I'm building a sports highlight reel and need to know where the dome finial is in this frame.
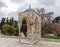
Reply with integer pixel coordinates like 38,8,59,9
29,5,31,9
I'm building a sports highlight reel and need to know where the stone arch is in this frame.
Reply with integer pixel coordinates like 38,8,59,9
20,18,27,37
20,16,32,37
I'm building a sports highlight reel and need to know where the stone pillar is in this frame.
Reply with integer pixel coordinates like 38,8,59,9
18,22,21,42
0,30,1,35
39,19,41,39
18,14,21,42
31,24,34,41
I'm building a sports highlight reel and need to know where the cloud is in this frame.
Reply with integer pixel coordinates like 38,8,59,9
1,0,55,13
0,0,60,21
11,0,24,4
1,3,19,12
0,0,19,13
0,11,6,21
0,2,7,8
40,0,56,6
6,12,18,20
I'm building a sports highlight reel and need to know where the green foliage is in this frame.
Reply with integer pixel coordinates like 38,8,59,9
53,16,60,23
9,17,14,25
2,24,18,36
6,17,9,24
0,18,6,30
1,18,6,24
45,36,60,39
14,21,18,27
0,17,18,32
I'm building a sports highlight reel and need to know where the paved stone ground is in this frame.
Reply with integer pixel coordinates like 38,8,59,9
0,37,60,47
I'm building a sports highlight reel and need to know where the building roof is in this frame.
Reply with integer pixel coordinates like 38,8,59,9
18,5,41,17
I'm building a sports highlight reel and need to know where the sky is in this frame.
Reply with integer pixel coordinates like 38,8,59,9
0,0,60,21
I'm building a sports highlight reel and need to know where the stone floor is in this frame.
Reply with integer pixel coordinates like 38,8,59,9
0,37,60,47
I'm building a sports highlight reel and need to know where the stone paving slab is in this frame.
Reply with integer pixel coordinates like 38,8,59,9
0,37,60,47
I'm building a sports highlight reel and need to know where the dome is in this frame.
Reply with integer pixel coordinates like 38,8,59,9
24,5,34,12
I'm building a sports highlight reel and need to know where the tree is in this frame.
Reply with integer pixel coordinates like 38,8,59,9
42,23,56,37
53,23,60,36
9,17,14,25
20,19,27,37
52,16,60,23
36,8,54,37
0,18,6,31
14,20,18,27
1,18,6,24
0,23,1,30
36,8,54,23
6,17,9,24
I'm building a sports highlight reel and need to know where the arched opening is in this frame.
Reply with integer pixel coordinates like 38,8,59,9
20,19,27,37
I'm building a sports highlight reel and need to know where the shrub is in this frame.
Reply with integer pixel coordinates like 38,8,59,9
46,36,60,39
2,24,18,36
42,22,60,37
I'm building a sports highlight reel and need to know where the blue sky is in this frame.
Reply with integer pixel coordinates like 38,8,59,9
0,0,60,21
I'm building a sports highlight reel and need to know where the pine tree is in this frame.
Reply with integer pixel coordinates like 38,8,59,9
6,17,9,24
0,18,6,31
14,20,18,27
9,17,14,25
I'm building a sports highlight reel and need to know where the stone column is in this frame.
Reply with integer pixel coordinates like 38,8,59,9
18,22,21,42
18,14,21,43
39,19,41,39
0,30,1,35
31,24,34,41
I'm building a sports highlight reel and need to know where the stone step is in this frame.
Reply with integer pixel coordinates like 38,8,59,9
20,38,39,45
